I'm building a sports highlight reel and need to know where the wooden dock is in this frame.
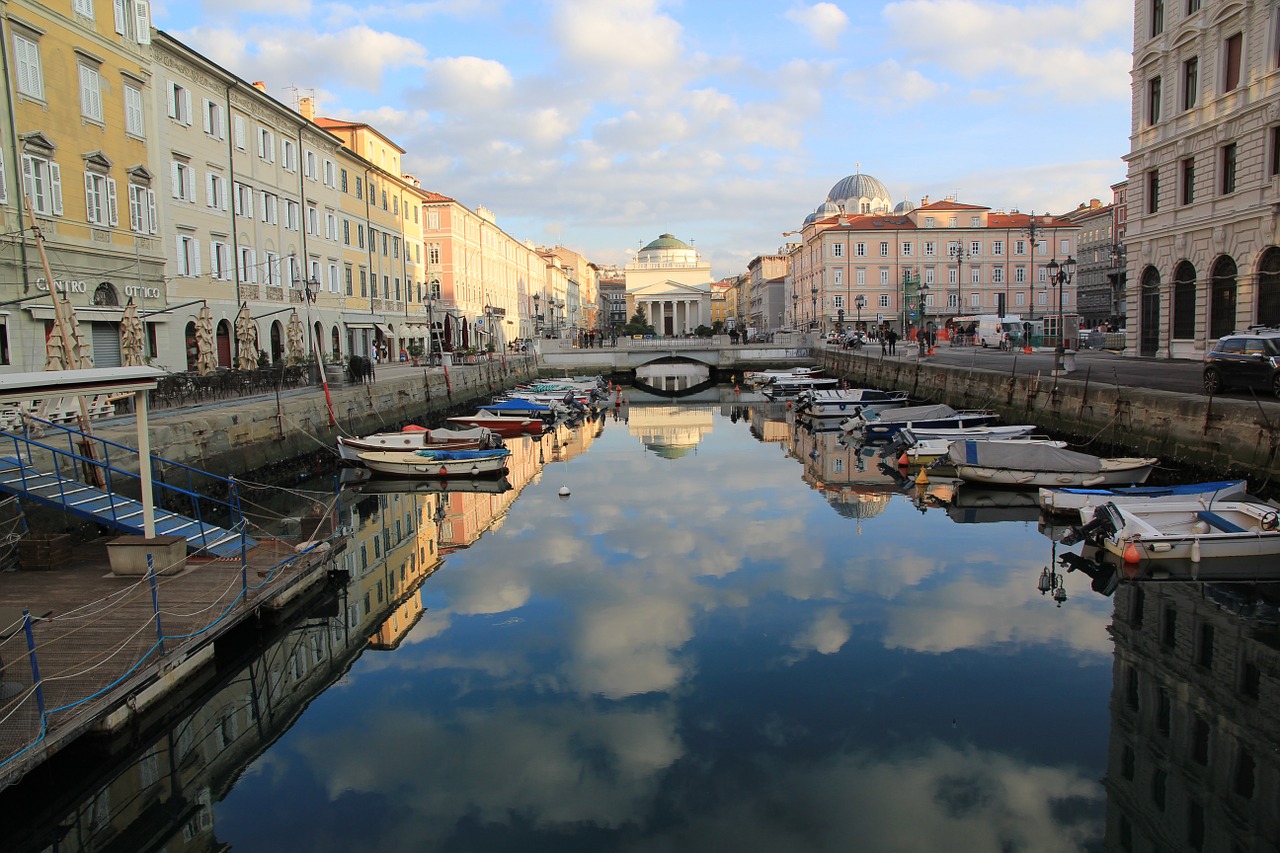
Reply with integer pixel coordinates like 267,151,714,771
0,534,336,788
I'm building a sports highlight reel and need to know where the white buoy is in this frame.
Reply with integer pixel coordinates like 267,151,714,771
558,485,571,497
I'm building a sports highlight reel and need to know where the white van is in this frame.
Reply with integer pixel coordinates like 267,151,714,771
952,315,1027,348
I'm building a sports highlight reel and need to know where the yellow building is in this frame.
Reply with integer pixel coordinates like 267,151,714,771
1,0,167,370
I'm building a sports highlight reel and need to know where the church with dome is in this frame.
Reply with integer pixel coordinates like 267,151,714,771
624,233,714,336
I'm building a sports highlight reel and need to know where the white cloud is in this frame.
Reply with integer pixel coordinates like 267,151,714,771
552,0,686,73
791,607,852,655
786,3,850,51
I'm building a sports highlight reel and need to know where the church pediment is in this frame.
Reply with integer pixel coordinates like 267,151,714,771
630,280,709,297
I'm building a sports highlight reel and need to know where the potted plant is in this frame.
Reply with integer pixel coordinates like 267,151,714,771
407,341,425,366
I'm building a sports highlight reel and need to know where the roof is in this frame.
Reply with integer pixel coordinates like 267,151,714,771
642,233,692,251
914,200,989,211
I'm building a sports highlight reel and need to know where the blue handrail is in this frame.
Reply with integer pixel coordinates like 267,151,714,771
0,416,248,553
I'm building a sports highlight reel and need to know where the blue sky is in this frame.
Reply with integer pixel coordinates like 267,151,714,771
156,0,1134,278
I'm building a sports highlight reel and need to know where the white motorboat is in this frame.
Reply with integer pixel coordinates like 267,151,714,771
761,377,840,399
945,441,1157,487
358,447,512,478
841,404,1001,441
337,426,501,463
793,388,910,419
897,435,1067,465
1077,499,1280,562
745,366,823,386
1038,479,1249,516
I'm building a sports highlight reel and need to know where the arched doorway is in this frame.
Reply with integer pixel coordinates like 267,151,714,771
270,320,284,363
184,321,198,371
331,325,341,360
1140,266,1161,357
1171,260,1197,340
1209,255,1238,340
1257,247,1280,327
216,319,232,367
313,320,323,358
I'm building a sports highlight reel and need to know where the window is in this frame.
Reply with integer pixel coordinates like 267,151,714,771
992,240,1004,256
233,182,252,217
305,151,317,180
1147,169,1160,213
1015,239,1026,255
323,159,335,187
1148,76,1162,125
855,242,866,257
203,99,224,139
1191,716,1210,764
970,266,980,284
79,65,103,122
325,210,338,240
1224,33,1242,91
232,115,246,150
113,0,151,44
1271,127,1280,178
257,128,275,163
832,268,843,285
948,267,958,285
878,293,889,309
128,181,156,234
1182,57,1198,110
1197,623,1214,667
281,139,296,172
359,268,368,296
264,251,279,286
1015,266,1026,283
260,191,277,224
1187,0,1200,11
73,0,94,15
357,224,364,248
306,204,318,236
924,268,934,285
879,241,889,257
879,269,889,286
1222,143,1238,194
12,32,44,99
948,216,957,228
343,220,350,245
206,172,227,211
124,84,145,136
924,241,936,256
167,81,191,125
171,160,196,203
238,246,256,282
1151,0,1164,37
901,242,912,256
286,199,299,231
993,267,1004,284
1181,157,1195,204
176,234,200,276
344,265,353,295
210,240,231,280
340,168,348,192
970,241,981,256
328,262,339,293
924,216,934,228
355,176,363,200
84,171,117,226
833,243,843,258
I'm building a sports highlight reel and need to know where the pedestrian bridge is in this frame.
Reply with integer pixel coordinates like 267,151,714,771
535,335,819,373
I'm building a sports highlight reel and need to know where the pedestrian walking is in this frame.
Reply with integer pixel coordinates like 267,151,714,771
887,329,898,355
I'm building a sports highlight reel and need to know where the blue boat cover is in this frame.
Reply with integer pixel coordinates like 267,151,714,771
413,448,511,461
483,399,552,413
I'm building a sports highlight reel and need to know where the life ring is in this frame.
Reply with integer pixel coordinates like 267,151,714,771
439,466,448,476
1262,511,1279,531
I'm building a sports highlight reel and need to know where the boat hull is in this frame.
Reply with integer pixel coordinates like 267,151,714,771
1038,479,1249,515
1084,500,1280,561
446,415,545,436
337,429,495,462
954,459,1156,487
359,449,511,478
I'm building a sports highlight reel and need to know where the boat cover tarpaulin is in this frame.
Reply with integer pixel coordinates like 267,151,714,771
870,403,956,424
412,448,512,462
481,399,552,413
947,441,1104,473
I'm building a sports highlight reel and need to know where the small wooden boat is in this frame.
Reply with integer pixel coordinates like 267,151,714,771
945,440,1157,487
1038,479,1249,516
337,426,500,463
745,366,823,386
900,436,1066,465
358,447,512,478
793,388,909,419
841,404,1001,441
476,398,559,419
446,411,546,436
762,377,840,399
1078,499,1280,562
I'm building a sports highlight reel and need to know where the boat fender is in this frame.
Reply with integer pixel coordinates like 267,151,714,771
1122,539,1141,564
439,466,448,476
1263,511,1279,531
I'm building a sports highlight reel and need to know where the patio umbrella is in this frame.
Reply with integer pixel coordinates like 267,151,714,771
118,300,146,367
234,303,259,371
286,310,305,362
44,294,93,371
195,305,218,375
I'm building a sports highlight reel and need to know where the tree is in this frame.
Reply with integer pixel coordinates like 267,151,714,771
622,306,655,336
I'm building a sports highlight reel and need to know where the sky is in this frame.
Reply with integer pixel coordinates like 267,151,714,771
155,0,1135,279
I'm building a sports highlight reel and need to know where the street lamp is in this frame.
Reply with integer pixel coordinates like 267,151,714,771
916,280,931,356
483,302,492,353
901,266,919,336
1022,212,1044,321
948,242,969,323
791,291,798,328
421,279,439,364
810,285,819,332
854,294,866,331
1045,255,1076,373
533,292,542,338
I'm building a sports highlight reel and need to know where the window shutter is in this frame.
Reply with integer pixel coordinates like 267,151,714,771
176,237,187,275
135,0,151,45
128,185,141,231
181,89,191,125
193,240,202,277
147,189,157,234
114,0,126,34
166,82,177,119
206,173,215,208
220,181,228,211
0,148,6,204
202,99,212,133
249,249,258,283
85,173,99,224
233,115,245,149
20,156,33,211
49,162,62,215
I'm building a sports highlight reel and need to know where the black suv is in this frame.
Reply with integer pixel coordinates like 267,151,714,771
1203,329,1280,396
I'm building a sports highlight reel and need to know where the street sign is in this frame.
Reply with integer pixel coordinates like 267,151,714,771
877,312,883,322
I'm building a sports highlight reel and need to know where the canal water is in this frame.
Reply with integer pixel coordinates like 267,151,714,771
9,390,1279,852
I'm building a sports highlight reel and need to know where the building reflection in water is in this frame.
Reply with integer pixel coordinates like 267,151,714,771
635,362,710,392
1,418,604,852
627,404,714,458
1104,579,1280,851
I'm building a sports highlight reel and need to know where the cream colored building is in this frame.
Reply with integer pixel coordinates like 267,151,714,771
624,233,712,336
1123,0,1280,358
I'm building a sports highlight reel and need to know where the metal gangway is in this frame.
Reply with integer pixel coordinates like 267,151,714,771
0,415,254,558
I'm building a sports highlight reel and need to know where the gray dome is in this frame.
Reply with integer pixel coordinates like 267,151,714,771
894,200,916,214
827,171,892,210
802,211,818,225
818,200,841,217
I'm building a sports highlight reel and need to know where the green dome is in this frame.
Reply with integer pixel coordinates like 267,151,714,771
641,233,691,251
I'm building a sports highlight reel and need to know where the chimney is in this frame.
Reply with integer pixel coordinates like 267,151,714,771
921,195,930,205
252,81,267,93
299,96,315,121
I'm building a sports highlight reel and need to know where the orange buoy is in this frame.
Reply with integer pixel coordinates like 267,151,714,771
1123,541,1141,564
439,466,448,476
734,385,740,394
898,452,909,466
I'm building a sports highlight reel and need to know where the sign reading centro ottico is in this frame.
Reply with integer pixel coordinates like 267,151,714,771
35,278,163,300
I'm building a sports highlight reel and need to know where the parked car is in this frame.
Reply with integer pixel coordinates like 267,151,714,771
1203,329,1280,396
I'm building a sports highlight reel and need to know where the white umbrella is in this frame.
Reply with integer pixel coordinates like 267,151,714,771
234,303,260,371
286,310,305,362
119,300,146,367
195,305,218,375
45,294,93,371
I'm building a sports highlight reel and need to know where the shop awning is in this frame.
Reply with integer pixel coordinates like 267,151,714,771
344,321,374,329
375,323,394,336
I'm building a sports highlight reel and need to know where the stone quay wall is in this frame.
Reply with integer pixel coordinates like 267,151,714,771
90,357,539,479
821,350,1280,482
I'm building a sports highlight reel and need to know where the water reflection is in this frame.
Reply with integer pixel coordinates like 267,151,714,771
8,401,1280,850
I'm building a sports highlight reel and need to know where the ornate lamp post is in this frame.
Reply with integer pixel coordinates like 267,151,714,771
916,280,931,358
854,293,866,332
791,291,798,328
901,266,919,336
1022,212,1044,321
948,242,969,323
532,292,542,338
1045,255,1076,373
810,285,819,332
